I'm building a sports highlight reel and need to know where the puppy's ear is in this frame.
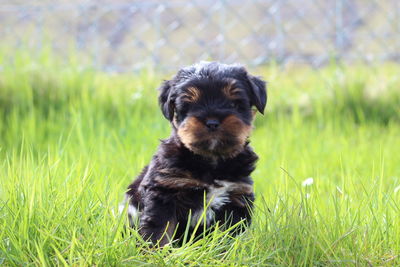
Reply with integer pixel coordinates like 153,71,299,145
247,75,267,114
158,80,175,121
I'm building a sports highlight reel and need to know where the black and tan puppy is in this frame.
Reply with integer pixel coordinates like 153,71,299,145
121,61,267,246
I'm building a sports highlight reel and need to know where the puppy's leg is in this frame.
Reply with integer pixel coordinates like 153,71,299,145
214,195,254,234
139,189,177,247
123,166,148,226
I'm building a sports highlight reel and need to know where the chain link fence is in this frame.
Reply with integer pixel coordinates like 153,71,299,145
1,0,400,72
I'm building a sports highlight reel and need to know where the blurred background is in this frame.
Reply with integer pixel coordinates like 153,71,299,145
1,0,400,72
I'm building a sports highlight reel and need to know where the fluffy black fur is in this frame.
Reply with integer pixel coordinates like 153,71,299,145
123,62,267,246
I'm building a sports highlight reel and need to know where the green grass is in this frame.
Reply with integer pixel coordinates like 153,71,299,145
0,54,400,266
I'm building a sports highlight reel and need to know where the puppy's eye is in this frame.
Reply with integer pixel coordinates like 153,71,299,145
175,103,189,120
230,102,240,109
179,106,189,116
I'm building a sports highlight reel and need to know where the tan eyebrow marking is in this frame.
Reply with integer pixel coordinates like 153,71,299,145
182,86,201,102
223,79,241,99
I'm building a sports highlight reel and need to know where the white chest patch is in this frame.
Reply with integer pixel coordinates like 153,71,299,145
190,180,237,227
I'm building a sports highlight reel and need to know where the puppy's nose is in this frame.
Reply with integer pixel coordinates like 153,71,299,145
206,119,220,131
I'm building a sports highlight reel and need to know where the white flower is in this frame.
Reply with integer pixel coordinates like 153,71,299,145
302,177,314,187
131,92,142,100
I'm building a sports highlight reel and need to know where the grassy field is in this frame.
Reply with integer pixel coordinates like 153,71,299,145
0,55,400,266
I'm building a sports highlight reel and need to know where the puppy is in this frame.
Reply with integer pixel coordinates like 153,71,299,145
121,62,267,246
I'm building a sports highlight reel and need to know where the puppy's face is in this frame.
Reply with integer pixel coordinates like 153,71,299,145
159,62,267,158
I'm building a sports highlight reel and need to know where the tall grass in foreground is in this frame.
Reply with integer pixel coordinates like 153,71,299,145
0,53,400,265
